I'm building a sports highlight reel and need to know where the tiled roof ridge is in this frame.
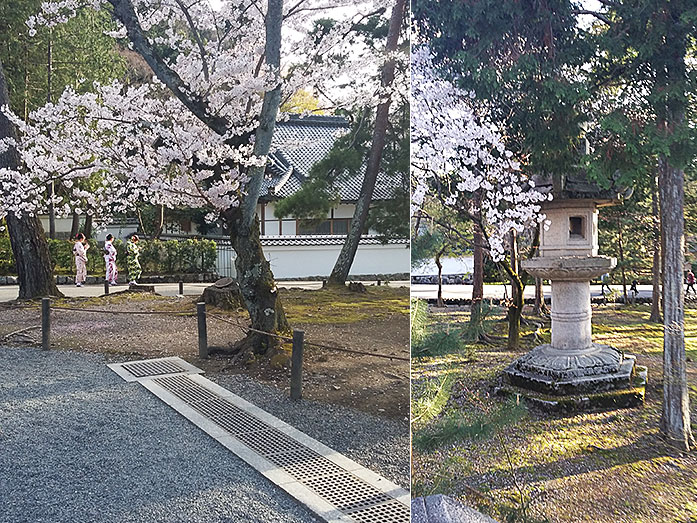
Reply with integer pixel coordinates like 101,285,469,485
280,114,349,127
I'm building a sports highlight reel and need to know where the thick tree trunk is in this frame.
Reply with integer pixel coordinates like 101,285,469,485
6,215,61,299
227,210,289,355
0,56,61,299
658,155,694,451
328,0,406,285
655,21,694,450
650,173,662,322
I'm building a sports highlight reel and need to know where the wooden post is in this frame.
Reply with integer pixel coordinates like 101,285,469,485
290,329,304,400
178,281,184,295
104,280,110,295
41,297,50,350
197,302,208,358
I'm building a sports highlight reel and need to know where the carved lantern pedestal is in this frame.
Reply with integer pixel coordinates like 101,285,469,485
502,200,646,410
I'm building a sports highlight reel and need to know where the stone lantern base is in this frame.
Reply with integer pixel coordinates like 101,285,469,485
500,255,646,411
505,343,636,396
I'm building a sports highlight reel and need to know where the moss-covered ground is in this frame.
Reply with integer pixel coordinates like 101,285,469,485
411,302,697,523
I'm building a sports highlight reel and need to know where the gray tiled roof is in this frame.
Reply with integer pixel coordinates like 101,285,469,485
261,115,401,202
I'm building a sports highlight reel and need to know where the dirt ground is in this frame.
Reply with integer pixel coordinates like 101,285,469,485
0,285,409,419
411,302,697,523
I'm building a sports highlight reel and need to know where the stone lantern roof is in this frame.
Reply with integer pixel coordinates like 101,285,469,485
531,169,631,205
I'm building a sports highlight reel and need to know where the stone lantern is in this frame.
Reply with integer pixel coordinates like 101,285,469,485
503,173,645,409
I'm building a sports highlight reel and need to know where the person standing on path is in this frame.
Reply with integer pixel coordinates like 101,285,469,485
600,272,612,295
127,234,142,285
686,270,696,296
104,234,118,285
73,233,89,287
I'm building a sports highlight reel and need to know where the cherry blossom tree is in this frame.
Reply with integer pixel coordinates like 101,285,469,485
411,46,549,347
1,0,403,354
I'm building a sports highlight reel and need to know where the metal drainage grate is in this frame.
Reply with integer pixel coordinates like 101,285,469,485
121,358,189,378
347,499,411,523
148,374,409,522
266,448,347,481
302,472,393,513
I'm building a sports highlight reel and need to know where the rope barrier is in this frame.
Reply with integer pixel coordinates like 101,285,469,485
5,301,408,363
48,305,196,317
4,303,194,316
207,312,409,362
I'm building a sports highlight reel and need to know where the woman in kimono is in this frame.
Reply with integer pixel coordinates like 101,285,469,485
73,233,89,287
127,234,142,285
104,234,118,285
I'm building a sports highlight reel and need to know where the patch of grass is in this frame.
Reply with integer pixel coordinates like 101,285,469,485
281,286,408,324
412,303,697,523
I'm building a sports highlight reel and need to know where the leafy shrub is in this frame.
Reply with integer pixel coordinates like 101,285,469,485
0,237,15,275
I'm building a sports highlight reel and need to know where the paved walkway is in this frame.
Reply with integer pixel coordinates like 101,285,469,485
0,346,408,522
0,280,409,302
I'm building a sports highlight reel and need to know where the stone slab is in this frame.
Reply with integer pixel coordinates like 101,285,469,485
497,365,647,413
411,495,497,523
505,354,636,396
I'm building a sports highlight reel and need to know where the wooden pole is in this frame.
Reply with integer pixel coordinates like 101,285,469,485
197,302,208,358
41,297,50,350
104,280,110,295
179,281,184,295
290,329,304,400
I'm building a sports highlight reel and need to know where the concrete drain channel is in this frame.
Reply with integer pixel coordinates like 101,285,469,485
108,357,410,522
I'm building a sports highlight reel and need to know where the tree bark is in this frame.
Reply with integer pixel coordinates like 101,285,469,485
503,230,523,349
658,154,694,451
328,0,406,285
84,214,93,239
469,218,485,329
0,56,61,299
70,213,80,238
650,172,662,322
655,25,694,449
226,208,289,355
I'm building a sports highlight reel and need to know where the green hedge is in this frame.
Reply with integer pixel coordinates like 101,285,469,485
0,238,217,276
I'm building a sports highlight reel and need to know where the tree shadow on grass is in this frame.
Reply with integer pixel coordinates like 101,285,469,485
460,432,675,489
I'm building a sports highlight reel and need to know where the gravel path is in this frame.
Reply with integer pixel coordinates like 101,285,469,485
0,346,409,523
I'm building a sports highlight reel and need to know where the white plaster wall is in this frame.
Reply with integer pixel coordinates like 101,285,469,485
39,217,74,235
333,204,355,219
262,243,409,278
